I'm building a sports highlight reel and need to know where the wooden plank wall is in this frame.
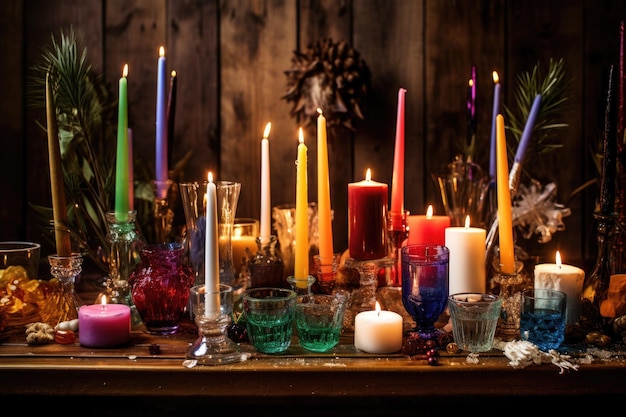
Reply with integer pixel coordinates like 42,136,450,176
1,0,625,267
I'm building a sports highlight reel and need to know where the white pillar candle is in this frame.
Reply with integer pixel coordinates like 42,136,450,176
445,216,486,295
354,302,403,354
534,251,585,326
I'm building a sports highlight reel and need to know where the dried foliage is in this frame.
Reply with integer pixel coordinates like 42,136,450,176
28,28,116,270
504,58,570,160
283,38,371,131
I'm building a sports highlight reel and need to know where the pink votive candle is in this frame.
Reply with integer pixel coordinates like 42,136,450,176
78,303,131,348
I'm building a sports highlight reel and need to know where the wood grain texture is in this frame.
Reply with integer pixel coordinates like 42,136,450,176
354,0,425,216
507,0,584,262
1,0,623,269
0,0,24,240
220,0,297,225
166,0,220,184
299,0,354,251
425,0,505,211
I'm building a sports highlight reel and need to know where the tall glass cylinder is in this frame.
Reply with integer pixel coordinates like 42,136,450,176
272,203,319,279
180,181,241,290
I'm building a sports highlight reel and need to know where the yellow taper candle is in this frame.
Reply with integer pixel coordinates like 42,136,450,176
46,72,72,256
294,127,309,286
317,109,334,274
496,114,514,273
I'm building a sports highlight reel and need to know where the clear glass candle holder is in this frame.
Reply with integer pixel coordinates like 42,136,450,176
186,284,249,365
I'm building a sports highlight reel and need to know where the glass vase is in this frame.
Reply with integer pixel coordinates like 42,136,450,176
434,155,492,228
105,210,145,325
492,259,524,342
39,253,84,326
129,242,195,335
272,203,319,279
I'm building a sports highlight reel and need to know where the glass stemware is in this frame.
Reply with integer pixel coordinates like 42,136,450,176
401,244,449,340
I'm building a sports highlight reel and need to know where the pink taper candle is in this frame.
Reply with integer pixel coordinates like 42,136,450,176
390,88,406,223
260,122,272,246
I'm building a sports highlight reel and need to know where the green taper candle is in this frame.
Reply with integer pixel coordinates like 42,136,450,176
115,64,130,221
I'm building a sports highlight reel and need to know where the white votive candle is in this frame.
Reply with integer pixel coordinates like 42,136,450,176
354,303,403,354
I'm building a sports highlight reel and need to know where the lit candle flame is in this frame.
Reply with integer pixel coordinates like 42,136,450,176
298,127,304,144
464,215,471,229
365,168,372,181
122,64,128,78
317,107,323,115
556,251,562,269
263,122,271,139
426,205,434,218
208,171,213,183
375,301,381,317
171,70,177,77
469,79,474,88
159,46,165,57
492,70,499,84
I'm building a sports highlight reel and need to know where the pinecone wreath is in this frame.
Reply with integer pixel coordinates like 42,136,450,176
282,38,371,131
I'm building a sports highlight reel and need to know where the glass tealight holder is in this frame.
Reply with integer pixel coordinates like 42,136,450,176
186,284,249,365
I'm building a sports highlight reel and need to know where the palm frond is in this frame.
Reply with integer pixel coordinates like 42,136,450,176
27,28,117,270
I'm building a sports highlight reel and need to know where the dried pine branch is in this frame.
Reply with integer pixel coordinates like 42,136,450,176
504,58,570,160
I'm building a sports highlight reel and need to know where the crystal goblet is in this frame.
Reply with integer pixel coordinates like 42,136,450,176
401,244,449,340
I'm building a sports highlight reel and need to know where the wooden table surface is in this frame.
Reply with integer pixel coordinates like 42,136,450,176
1,276,625,416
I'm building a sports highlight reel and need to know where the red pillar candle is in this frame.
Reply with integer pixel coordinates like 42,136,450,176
407,205,450,246
348,169,388,260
